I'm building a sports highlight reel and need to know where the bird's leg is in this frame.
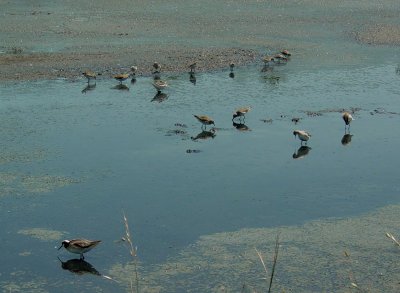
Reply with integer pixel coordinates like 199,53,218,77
80,254,84,260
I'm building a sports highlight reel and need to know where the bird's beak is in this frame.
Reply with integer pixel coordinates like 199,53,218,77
58,243,63,250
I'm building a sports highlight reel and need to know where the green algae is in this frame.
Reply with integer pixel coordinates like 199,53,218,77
109,205,400,292
0,172,80,196
18,228,65,241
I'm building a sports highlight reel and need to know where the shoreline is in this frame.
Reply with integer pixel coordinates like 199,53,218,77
0,47,259,82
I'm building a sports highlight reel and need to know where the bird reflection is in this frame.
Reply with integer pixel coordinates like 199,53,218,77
229,72,235,79
261,64,274,72
131,77,137,85
341,133,353,146
151,92,168,103
232,121,250,131
191,129,216,141
112,84,129,91
153,72,161,81
292,146,312,159
189,73,196,85
81,83,96,94
261,75,280,85
58,257,100,276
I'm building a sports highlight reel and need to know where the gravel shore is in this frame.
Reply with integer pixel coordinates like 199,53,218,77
1,0,399,81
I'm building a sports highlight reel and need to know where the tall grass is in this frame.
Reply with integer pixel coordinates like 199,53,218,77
123,211,139,293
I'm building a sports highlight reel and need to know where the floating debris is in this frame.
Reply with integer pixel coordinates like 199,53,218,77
166,129,187,136
260,118,273,123
305,111,323,117
174,123,188,128
186,149,202,154
291,117,301,124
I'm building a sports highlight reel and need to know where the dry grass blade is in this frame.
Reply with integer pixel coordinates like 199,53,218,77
268,233,280,293
122,211,139,293
385,232,400,246
255,248,269,280
123,211,137,257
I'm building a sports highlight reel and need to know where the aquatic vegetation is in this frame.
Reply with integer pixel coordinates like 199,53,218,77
0,173,80,197
20,175,80,194
18,228,65,241
108,205,400,292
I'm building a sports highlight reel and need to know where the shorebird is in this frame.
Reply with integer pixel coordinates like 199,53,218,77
293,130,311,145
273,54,288,63
152,80,168,92
153,62,161,73
189,62,197,73
193,115,215,129
281,49,291,57
229,62,235,71
58,239,101,260
342,111,354,130
262,56,275,66
130,66,138,76
113,73,130,84
232,106,251,121
82,70,96,83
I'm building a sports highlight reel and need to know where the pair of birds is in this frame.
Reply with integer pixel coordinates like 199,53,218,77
82,66,138,84
193,106,252,128
293,112,354,144
262,49,291,65
115,62,160,81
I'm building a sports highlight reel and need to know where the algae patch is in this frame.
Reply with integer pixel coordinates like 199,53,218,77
18,228,65,241
109,205,400,293
0,172,80,196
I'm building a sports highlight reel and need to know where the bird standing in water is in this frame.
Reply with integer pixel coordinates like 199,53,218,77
193,115,215,129
153,62,161,73
342,111,354,131
58,239,101,260
189,62,197,73
82,70,96,83
293,130,311,145
232,106,251,121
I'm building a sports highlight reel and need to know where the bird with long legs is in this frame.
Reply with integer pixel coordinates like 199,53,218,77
342,111,354,132
193,115,215,130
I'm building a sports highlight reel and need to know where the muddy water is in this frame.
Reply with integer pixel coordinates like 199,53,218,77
1,59,400,292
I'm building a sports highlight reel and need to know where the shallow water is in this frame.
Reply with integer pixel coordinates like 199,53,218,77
1,61,400,292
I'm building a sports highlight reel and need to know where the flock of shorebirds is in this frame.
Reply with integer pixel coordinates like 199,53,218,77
81,49,355,147
60,50,356,260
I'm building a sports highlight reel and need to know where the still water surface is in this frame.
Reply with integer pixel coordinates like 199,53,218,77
1,62,400,291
